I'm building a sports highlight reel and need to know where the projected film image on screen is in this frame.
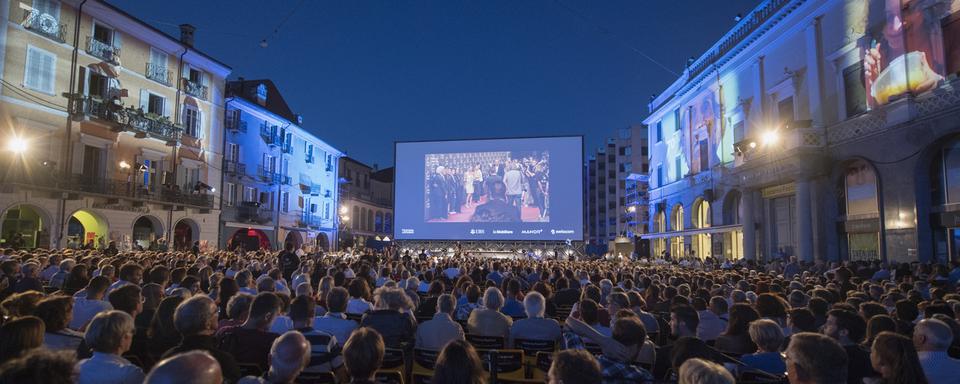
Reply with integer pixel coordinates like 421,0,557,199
424,151,549,223
394,136,582,241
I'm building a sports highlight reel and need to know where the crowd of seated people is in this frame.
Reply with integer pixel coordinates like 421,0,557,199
1,247,960,384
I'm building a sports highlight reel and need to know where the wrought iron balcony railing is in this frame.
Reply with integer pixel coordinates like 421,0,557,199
70,95,182,145
259,124,281,146
3,171,213,208
183,79,208,99
145,62,172,86
21,10,66,43
281,142,293,154
237,202,272,224
225,116,247,132
85,36,120,64
258,166,281,184
224,160,246,176
299,212,323,228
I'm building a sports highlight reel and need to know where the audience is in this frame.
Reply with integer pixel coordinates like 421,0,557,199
823,308,878,383
360,287,417,349
288,295,342,375
314,287,359,348
239,331,311,384
468,287,513,341
145,351,223,384
547,349,602,384
678,358,735,384
164,295,241,382
0,349,76,384
35,295,84,351
0,315,45,364
510,291,562,343
415,293,464,350
740,318,786,376
342,327,384,384
431,339,486,384
76,310,144,384
869,331,928,384
785,333,848,384
913,318,960,384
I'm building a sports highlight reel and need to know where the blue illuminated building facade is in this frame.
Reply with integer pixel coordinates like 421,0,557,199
644,0,960,263
220,79,342,251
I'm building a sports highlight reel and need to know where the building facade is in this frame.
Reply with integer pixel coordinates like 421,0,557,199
338,157,393,249
0,0,228,250
644,0,960,263
221,79,342,251
586,124,649,254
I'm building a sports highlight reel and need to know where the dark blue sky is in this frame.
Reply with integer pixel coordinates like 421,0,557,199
114,0,761,168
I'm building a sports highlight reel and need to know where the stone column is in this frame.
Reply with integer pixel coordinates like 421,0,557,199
797,179,814,263
742,188,757,260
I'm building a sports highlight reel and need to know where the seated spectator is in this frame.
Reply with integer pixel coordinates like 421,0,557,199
35,295,84,351
467,287,513,341
714,303,759,355
146,350,223,384
108,263,143,295
148,296,185,360
823,309,877,383
219,292,282,368
342,327,384,384
361,287,417,349
455,284,482,321
415,293,464,351
0,349,76,384
288,295,343,375
239,331,311,384
696,297,727,342
48,258,75,289
314,287,359,348
107,284,148,361
678,358,735,384
219,293,254,332
138,283,164,329
870,331,928,384
70,276,112,331
1,290,43,319
13,262,42,293
345,279,373,315
547,349,602,384
76,310,144,384
913,318,960,384
432,339,486,384
510,291,561,344
416,281,445,318
564,314,655,382
785,332,847,384
863,315,897,348
576,299,610,342
0,316,45,364
163,295,241,382
500,279,526,318
740,319,786,376
236,270,257,296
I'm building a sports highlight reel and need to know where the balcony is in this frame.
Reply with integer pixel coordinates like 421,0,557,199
4,171,213,209
225,116,247,133
305,152,316,164
145,62,172,86
21,10,66,43
258,166,281,184
71,95,181,146
260,124,281,146
299,212,323,229
85,36,120,65
280,175,293,186
281,142,293,154
183,79,208,100
236,202,272,224
223,160,245,176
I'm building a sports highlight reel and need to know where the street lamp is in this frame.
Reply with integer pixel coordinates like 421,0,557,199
119,160,131,170
761,130,779,146
6,137,27,154
340,205,349,215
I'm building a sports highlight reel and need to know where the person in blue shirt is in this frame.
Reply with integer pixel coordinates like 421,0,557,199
500,279,525,318
740,319,786,377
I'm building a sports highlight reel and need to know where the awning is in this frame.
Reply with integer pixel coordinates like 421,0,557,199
640,224,743,239
180,147,203,162
282,226,312,233
224,222,273,231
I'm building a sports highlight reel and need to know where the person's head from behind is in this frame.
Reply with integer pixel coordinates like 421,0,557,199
748,319,784,353
913,318,953,352
436,293,456,316
118,263,144,284
579,299,600,325
0,316,45,363
785,332,847,384
108,284,143,317
870,331,927,384
289,295,316,326
84,310,135,355
225,293,254,322
0,349,76,384
678,358,735,384
267,331,311,382
247,292,282,329
610,316,646,362
483,287,505,311
548,349,601,384
327,287,349,313
670,304,700,337
864,315,897,345
174,295,218,337
34,295,73,333
522,291,546,318
824,309,865,344
432,339,485,384
145,351,222,384
343,327,384,381
374,287,414,312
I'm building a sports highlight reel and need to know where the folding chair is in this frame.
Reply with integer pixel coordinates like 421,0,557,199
296,371,337,384
374,369,404,384
412,348,439,378
477,349,525,382
513,339,556,380
466,334,505,349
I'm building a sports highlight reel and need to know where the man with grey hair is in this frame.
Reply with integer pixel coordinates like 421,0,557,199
146,351,223,384
49,258,75,289
239,331,312,384
163,295,241,382
415,293,464,350
510,291,561,343
76,310,144,384
784,332,847,384
914,318,960,384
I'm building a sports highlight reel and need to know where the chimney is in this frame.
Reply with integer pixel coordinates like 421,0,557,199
179,24,196,47
295,114,303,125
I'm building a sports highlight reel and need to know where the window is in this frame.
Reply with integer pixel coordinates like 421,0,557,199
226,143,239,162
306,144,315,163
24,45,56,94
148,48,168,84
88,71,108,97
641,146,648,156
183,105,201,137
324,202,331,219
280,192,289,213
30,0,60,23
624,146,632,157
944,12,960,76
733,120,745,143
843,62,867,118
655,121,662,142
148,94,164,115
142,159,158,190
674,108,681,131
656,164,663,188
674,155,682,180
778,96,794,127
225,183,237,206
92,22,113,44
623,162,632,173
259,191,271,206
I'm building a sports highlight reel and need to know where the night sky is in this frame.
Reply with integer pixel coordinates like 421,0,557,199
113,0,762,168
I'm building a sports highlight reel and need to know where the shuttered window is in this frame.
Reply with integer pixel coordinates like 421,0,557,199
24,45,56,94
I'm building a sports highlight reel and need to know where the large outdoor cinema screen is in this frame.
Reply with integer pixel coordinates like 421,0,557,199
394,136,584,241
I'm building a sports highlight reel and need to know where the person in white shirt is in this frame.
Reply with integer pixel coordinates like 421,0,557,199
107,264,144,296
314,287,359,348
415,294,465,351
914,318,960,384
71,276,113,331
345,279,373,314
236,270,257,295
76,310,144,384
40,254,61,282
696,297,728,342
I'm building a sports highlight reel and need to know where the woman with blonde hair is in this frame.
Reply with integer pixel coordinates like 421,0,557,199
678,358,735,384
0,316,45,364
870,331,927,384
